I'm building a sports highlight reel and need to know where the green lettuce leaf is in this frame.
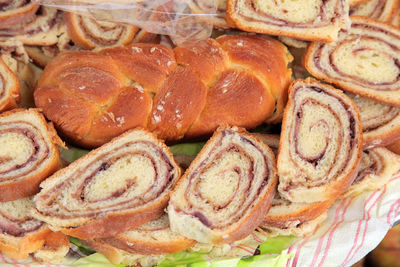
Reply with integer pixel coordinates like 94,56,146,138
169,142,205,156
70,237,95,255
258,235,295,254
60,147,90,163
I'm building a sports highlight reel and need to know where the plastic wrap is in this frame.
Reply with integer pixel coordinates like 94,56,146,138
33,0,218,45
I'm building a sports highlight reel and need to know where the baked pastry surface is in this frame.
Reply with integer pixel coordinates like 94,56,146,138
168,126,277,244
278,78,363,202
33,128,181,239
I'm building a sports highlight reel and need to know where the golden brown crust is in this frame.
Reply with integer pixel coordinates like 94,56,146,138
387,139,400,154
263,199,334,227
35,35,291,147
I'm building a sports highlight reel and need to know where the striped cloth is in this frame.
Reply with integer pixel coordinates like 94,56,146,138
286,170,400,267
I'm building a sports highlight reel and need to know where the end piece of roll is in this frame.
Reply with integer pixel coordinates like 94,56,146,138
0,197,69,260
168,126,278,244
0,57,19,112
0,108,62,201
343,147,400,198
278,78,363,203
33,128,181,239
261,194,333,237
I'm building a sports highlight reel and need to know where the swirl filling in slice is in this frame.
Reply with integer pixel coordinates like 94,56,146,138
347,93,400,148
343,147,400,198
226,0,350,42
168,126,277,244
350,0,398,22
0,109,62,201
0,197,69,260
261,194,333,237
33,128,181,239
304,16,400,107
0,0,39,29
64,12,139,50
0,6,62,46
278,78,363,203
91,214,195,257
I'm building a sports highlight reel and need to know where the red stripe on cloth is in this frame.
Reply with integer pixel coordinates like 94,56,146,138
318,197,354,267
235,245,254,254
387,199,400,224
252,233,264,243
341,191,378,266
345,187,387,265
310,198,348,267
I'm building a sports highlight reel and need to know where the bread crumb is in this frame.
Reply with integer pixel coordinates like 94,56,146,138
131,47,142,53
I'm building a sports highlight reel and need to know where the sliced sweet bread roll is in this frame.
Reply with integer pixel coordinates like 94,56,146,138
350,0,398,22
226,0,350,42
168,126,278,244
0,57,19,112
261,195,333,237
349,0,370,5
33,128,181,239
0,109,62,201
97,214,195,256
64,12,139,50
0,6,63,46
343,147,400,198
387,139,400,154
278,78,363,203
347,93,400,149
0,197,69,260
278,36,308,49
391,7,400,27
0,0,39,29
304,16,400,107
250,133,280,154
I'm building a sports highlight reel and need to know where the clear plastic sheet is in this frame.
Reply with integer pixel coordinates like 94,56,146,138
33,0,218,45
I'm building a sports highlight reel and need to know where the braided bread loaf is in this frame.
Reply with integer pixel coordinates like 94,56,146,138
168,126,278,244
278,78,363,203
33,128,181,239
304,16,400,107
34,34,292,148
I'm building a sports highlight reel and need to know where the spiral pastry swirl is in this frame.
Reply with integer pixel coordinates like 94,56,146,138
168,126,277,244
350,0,398,22
277,78,363,203
64,12,139,50
343,147,400,198
304,16,400,107
0,6,62,46
33,128,181,239
226,0,350,42
347,93,400,148
0,109,61,201
0,0,39,29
